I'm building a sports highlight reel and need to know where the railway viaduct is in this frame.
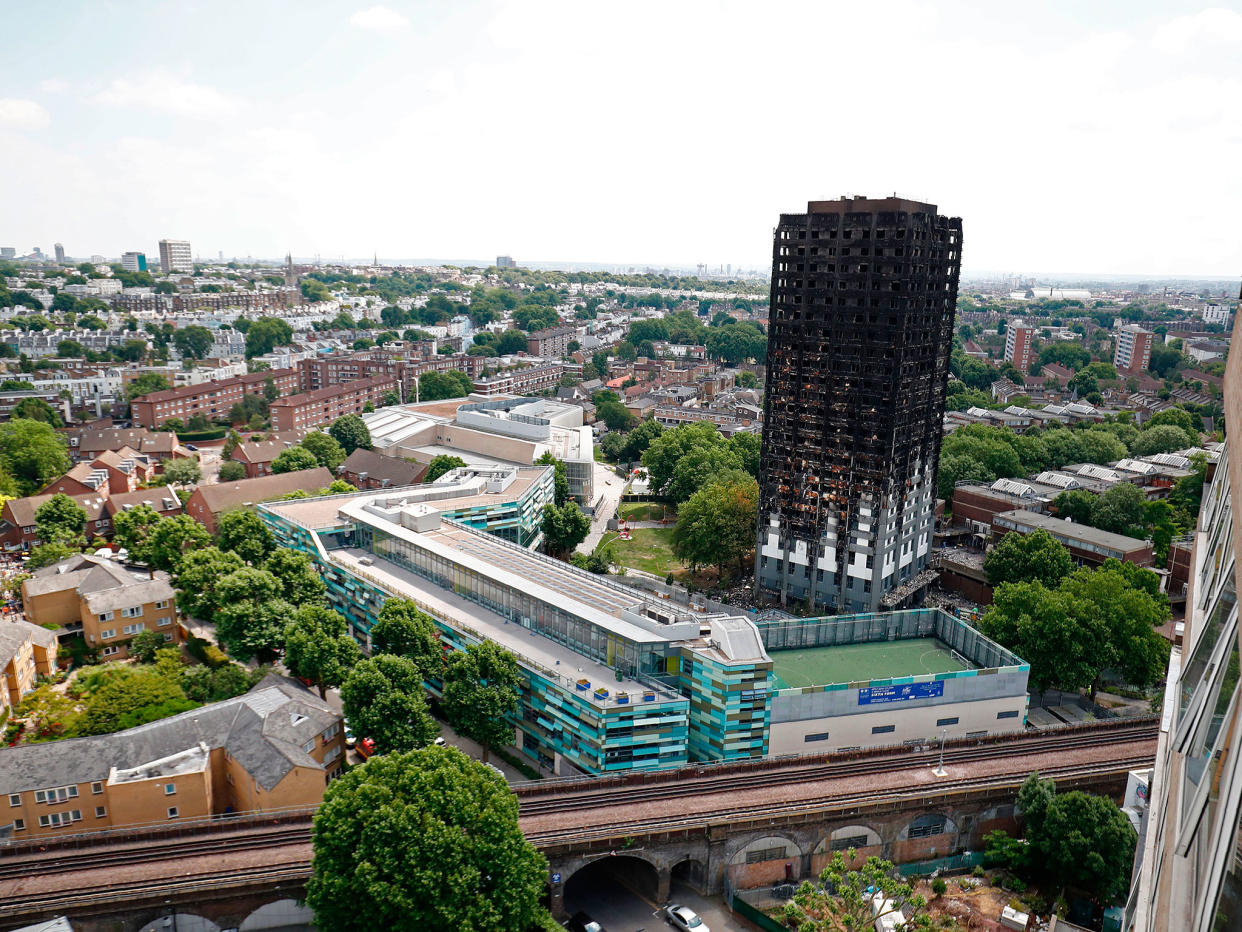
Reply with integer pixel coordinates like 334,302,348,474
0,721,1156,930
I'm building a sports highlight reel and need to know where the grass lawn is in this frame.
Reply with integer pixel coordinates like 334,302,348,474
602,528,681,576
619,501,677,522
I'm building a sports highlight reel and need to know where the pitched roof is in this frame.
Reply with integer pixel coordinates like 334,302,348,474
104,485,183,516
23,553,174,606
192,467,334,514
233,439,295,464
0,618,56,667
5,491,108,528
0,677,337,794
340,448,426,486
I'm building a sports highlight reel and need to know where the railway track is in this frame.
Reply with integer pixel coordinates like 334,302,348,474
0,824,311,880
518,721,1157,815
522,753,1156,846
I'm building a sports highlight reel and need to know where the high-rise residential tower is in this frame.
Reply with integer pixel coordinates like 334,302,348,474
158,239,193,273
121,251,147,272
53,243,65,263
1004,319,1036,372
1114,323,1154,376
755,196,962,614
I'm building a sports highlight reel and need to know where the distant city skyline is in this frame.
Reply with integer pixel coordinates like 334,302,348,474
1,1,1239,276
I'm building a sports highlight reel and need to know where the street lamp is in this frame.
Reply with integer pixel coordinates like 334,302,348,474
932,729,948,777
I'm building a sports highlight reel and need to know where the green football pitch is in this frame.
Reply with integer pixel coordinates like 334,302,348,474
769,637,972,690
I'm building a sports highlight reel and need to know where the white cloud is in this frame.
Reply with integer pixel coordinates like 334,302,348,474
0,98,50,129
39,78,70,94
350,5,409,31
1152,7,1242,53
94,71,238,118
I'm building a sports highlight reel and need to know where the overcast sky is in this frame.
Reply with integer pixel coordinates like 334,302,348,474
2,1,1240,277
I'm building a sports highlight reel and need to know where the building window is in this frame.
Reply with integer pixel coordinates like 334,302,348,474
872,725,896,735
91,782,103,794
746,846,786,864
164,784,176,795
936,717,960,727
167,807,179,819
12,819,24,831
154,600,170,610
804,732,831,743
997,710,1020,720
7,794,19,807
98,611,114,623
95,806,106,818
100,629,116,640
157,616,172,627
122,606,143,618
101,646,119,657
122,623,145,635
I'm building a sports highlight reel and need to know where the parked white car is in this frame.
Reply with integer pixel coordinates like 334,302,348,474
664,904,709,932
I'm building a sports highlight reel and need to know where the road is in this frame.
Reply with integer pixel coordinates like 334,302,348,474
565,875,758,932
581,461,628,554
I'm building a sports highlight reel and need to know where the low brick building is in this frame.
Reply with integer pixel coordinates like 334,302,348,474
23,553,181,661
268,376,395,431
183,467,333,533
0,676,342,839
130,368,298,428
338,447,426,490
0,619,58,712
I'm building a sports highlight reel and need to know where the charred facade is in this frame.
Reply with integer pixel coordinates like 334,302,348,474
755,196,962,613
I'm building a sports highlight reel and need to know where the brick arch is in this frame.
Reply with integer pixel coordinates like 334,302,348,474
565,852,662,903
894,810,961,862
726,832,807,888
139,914,220,931
240,898,316,929
811,823,884,873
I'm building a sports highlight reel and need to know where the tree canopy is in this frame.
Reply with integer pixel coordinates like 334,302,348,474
983,529,1073,588
673,473,758,579
370,599,444,683
442,641,521,763
424,454,466,483
341,654,439,754
329,414,372,455
271,445,319,474
34,493,86,547
0,419,70,495
306,747,547,931
216,508,275,564
284,605,361,698
540,501,590,558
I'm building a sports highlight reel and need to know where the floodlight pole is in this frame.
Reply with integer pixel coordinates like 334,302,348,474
932,729,948,777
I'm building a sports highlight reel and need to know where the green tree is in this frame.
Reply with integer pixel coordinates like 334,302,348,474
35,493,87,545
112,504,162,566
540,501,590,558
161,457,201,485
782,851,931,932
306,747,547,931
673,474,758,578
216,591,293,663
0,418,71,495
26,540,79,570
271,445,319,474
983,529,1073,588
77,667,196,736
216,508,275,564
442,641,521,763
728,431,761,478
371,599,444,682
1036,789,1137,900
218,460,247,482
1131,423,1196,457
244,317,293,358
496,329,528,354
978,582,1100,693
11,396,63,428
129,629,167,664
146,515,212,573
284,605,361,698
341,655,439,754
535,451,569,505
641,421,726,499
417,370,473,401
597,399,634,431
173,325,213,360
667,442,744,503
126,372,172,401
1053,488,1096,524
264,548,327,605
1090,482,1147,536
300,431,346,471
173,546,244,620
423,454,467,483
620,418,664,462
329,414,372,455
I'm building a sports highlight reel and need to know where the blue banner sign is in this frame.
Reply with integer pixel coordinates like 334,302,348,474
858,681,944,705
